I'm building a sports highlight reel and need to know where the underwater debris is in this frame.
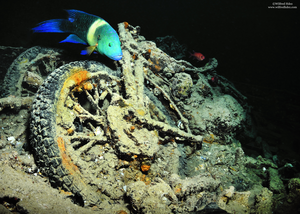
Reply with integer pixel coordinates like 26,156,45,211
126,178,177,213
29,56,203,207
269,167,285,194
1,46,73,98
0,21,289,213
28,22,261,212
23,71,44,90
170,73,193,99
287,178,300,203
0,96,33,112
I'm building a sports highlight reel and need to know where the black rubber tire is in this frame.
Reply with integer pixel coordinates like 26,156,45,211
30,60,119,206
1,46,81,98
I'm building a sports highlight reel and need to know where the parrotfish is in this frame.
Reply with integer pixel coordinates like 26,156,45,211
189,51,205,61
32,9,123,61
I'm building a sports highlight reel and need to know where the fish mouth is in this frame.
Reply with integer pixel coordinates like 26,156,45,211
112,54,123,61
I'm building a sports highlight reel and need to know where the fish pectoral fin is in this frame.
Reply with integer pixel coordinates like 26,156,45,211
82,44,98,56
59,34,87,45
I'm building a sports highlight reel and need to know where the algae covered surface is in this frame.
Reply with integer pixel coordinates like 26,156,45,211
0,22,299,214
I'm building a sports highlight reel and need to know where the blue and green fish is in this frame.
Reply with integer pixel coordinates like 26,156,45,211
32,10,123,61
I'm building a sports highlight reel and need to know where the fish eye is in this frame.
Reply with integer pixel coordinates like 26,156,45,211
108,43,112,47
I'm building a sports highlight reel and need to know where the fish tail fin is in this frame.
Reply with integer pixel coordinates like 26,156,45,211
32,19,72,33
188,50,195,58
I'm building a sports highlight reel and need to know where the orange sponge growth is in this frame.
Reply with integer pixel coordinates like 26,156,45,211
69,70,89,86
57,137,79,173
203,133,216,144
141,164,151,172
83,82,93,90
130,125,135,132
60,69,91,94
